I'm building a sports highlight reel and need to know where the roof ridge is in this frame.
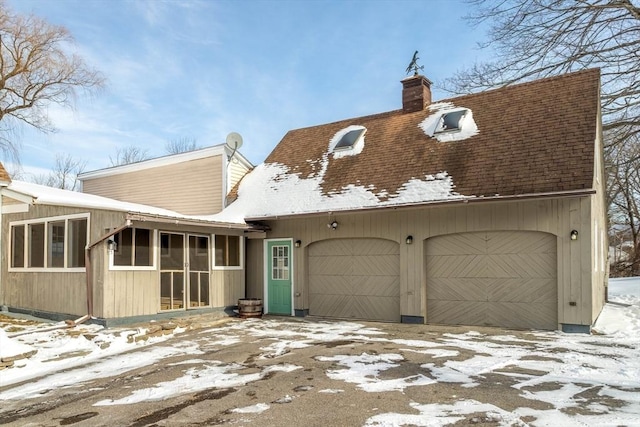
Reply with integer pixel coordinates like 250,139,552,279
437,68,600,105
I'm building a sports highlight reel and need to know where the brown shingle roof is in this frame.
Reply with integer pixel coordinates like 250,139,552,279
265,69,599,200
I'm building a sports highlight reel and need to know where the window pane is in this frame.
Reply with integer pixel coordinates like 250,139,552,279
11,225,25,268
29,223,45,268
134,229,152,266
114,228,133,266
47,221,65,268
228,236,240,266
214,235,227,266
189,235,209,271
68,219,87,268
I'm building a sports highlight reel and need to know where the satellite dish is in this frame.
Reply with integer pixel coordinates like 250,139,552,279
225,132,243,150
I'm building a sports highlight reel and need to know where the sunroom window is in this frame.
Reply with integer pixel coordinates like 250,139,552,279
10,215,89,270
113,228,153,267
214,235,241,268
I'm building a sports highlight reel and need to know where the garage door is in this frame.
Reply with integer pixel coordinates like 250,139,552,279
426,231,557,330
308,238,400,322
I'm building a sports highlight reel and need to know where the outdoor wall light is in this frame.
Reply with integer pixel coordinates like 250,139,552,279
570,230,579,240
406,235,413,244
107,238,118,252
328,221,338,230
295,240,302,248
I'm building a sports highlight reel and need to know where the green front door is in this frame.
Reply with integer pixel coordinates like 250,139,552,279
267,240,292,315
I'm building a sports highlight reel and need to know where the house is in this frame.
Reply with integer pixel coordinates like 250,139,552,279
216,69,608,332
0,144,257,326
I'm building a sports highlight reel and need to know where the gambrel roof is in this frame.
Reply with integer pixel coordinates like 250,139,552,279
215,69,601,222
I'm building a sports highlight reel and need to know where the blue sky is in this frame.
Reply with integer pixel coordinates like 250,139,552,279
7,0,491,177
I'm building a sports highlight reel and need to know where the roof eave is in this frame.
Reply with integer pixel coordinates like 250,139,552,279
244,189,596,221
126,212,253,230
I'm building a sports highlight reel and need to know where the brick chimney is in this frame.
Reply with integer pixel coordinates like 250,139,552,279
401,74,432,113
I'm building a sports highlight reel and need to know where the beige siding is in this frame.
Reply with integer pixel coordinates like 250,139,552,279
211,270,245,307
2,195,24,206
246,239,264,299
228,159,251,194
82,155,224,215
263,196,598,328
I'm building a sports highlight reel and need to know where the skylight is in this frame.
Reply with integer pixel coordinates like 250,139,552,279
435,110,467,133
334,128,366,151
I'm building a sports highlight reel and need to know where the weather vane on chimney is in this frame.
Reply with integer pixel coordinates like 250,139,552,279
405,50,424,76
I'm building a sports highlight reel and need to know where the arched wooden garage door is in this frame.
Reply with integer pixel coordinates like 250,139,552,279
308,238,400,322
426,231,557,330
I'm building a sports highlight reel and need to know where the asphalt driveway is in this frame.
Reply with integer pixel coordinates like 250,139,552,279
1,315,639,426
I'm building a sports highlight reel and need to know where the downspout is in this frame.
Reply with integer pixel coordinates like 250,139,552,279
84,220,132,319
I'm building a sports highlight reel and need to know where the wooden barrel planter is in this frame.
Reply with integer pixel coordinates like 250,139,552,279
238,298,263,319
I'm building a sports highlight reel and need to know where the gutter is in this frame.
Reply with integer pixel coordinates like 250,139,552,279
126,212,252,230
84,220,132,318
244,189,597,221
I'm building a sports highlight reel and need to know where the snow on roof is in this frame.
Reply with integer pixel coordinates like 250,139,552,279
6,181,244,226
210,160,469,223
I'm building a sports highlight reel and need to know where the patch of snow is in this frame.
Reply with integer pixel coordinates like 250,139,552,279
318,389,344,394
316,353,435,392
210,160,468,222
93,362,300,406
365,399,520,427
0,328,35,359
419,102,479,142
231,403,270,413
9,180,195,220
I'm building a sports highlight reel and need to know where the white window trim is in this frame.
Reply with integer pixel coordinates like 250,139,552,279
109,229,157,271
212,234,244,270
8,213,90,273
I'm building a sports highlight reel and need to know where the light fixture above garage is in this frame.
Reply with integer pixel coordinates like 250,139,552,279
406,235,413,244
295,240,301,248
328,221,338,230
570,230,579,240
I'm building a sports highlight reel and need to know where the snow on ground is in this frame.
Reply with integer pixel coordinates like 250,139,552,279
1,278,639,426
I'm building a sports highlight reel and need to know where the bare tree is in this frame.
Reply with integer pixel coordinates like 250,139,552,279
0,0,105,162
446,0,639,151
607,134,640,276
109,145,150,166
447,0,640,274
165,137,200,154
31,153,86,191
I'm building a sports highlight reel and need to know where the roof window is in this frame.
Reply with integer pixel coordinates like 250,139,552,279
435,110,467,133
334,128,366,151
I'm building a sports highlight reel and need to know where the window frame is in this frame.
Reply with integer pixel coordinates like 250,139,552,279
434,109,467,134
109,228,157,271
212,234,244,270
8,213,90,272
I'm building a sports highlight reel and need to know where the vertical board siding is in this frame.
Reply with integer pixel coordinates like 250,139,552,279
265,196,595,327
211,270,245,307
82,155,223,215
246,239,264,300
2,206,128,318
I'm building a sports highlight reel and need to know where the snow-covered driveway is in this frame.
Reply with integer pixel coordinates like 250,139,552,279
0,279,638,426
